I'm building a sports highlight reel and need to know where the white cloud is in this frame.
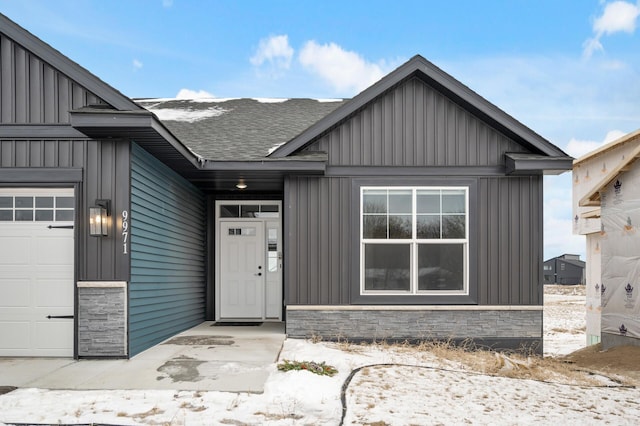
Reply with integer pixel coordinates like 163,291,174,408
584,1,640,57
250,35,294,70
132,59,143,71
564,130,627,158
175,88,215,99
298,41,388,94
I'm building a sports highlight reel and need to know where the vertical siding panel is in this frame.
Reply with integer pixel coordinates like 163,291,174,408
393,86,403,166
341,179,351,303
415,82,425,165
458,109,468,165
58,140,70,167
15,140,27,166
488,178,500,303
0,141,12,166
468,117,478,166
297,179,309,303
446,101,456,165
43,65,56,123
404,83,415,165
477,178,487,304
29,56,42,123
383,96,393,166
435,93,446,165
509,179,520,304
319,179,329,304
14,45,27,123
130,143,205,356
341,122,351,165
57,74,69,123
1,36,14,122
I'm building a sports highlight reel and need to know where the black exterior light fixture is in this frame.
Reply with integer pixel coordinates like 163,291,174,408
236,180,247,190
89,199,110,236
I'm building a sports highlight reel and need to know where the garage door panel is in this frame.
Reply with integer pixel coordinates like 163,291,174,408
35,279,74,307
36,236,73,265
0,237,30,264
0,322,30,349
35,321,73,349
0,279,30,307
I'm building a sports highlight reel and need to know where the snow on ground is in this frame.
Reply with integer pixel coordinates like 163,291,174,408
2,286,639,425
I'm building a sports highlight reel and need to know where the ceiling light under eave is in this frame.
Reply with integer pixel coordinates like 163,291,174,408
236,181,247,190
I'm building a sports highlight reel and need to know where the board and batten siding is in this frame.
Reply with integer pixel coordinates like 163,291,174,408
285,175,542,307
305,77,528,167
130,142,206,356
1,33,105,124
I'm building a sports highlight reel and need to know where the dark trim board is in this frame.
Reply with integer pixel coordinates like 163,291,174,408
0,125,88,139
0,168,83,182
327,165,506,177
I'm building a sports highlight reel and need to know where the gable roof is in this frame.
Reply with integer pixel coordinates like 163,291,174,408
269,55,571,166
135,98,346,161
579,132,640,207
0,13,140,111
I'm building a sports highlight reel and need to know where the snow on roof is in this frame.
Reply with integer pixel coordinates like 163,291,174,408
149,106,227,123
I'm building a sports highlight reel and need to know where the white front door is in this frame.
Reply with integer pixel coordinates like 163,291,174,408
220,221,264,319
0,189,75,357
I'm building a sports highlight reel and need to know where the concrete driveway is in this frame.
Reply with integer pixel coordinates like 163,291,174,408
0,322,285,393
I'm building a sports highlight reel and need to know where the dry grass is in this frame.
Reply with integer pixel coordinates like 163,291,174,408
336,339,613,386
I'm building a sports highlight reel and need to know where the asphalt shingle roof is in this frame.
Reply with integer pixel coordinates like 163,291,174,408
135,98,346,161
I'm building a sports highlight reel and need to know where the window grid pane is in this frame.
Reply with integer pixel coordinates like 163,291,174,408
362,187,468,294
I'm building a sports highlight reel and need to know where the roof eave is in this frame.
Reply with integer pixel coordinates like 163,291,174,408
69,109,203,170
505,153,574,176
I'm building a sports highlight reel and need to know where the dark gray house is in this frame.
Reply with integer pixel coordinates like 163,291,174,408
543,254,585,285
0,14,572,358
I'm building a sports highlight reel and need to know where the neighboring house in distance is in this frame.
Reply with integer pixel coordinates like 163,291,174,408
0,14,573,359
573,129,640,349
543,254,585,285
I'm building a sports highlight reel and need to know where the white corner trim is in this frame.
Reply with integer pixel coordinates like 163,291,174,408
77,281,127,288
286,305,543,311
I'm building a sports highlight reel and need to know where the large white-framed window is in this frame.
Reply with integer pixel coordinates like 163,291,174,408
361,186,468,295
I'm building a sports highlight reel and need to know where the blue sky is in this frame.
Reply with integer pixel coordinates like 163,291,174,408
3,0,640,260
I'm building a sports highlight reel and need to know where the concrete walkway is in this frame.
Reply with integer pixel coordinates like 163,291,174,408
0,322,285,393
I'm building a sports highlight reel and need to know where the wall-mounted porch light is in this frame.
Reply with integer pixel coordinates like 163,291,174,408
89,199,110,236
236,180,247,190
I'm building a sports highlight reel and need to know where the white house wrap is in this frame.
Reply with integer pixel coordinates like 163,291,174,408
601,167,640,340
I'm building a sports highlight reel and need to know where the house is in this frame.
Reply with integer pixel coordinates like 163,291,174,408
543,254,585,285
573,129,640,349
0,13,572,358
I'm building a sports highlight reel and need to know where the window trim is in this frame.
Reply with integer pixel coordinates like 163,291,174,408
360,186,469,296
350,177,478,306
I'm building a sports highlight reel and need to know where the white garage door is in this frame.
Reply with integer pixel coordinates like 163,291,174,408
0,188,75,357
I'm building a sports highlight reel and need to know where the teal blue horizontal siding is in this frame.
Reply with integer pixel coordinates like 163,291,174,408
129,142,205,356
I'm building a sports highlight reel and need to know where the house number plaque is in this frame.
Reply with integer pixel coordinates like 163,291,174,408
122,210,129,255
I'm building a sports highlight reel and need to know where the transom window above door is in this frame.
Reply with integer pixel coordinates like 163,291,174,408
361,187,468,295
219,203,280,218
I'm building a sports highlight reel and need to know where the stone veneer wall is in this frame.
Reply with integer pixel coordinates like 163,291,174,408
286,307,542,353
77,282,127,357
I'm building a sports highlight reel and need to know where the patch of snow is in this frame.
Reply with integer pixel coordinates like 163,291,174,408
267,142,286,155
150,107,226,123
252,98,290,103
314,98,344,102
189,97,240,103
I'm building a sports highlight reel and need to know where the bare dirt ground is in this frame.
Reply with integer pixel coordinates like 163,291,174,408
544,284,640,386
